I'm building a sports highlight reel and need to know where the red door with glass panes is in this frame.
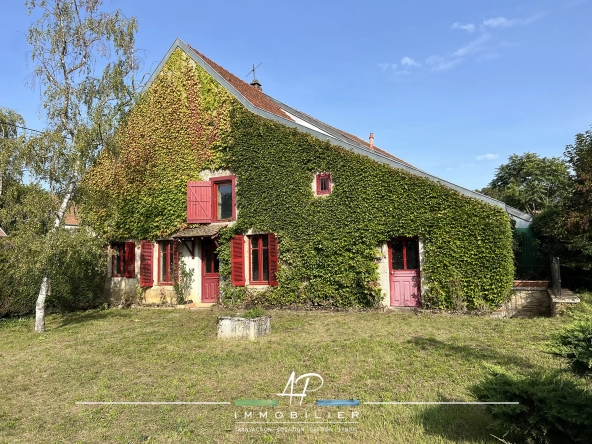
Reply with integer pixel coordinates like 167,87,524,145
389,237,421,307
202,239,220,303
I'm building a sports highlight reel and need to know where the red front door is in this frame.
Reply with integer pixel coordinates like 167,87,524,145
389,237,421,307
202,240,220,303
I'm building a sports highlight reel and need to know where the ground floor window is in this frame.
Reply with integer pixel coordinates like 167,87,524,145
250,235,269,283
159,240,177,285
111,242,135,278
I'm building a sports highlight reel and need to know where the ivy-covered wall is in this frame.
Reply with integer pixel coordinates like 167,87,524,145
82,48,514,309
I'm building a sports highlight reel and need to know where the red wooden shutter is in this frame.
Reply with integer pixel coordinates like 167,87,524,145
172,240,180,283
230,235,245,286
139,241,154,287
187,181,213,223
124,242,136,278
269,233,279,286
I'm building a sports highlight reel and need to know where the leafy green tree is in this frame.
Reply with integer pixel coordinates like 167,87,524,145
0,107,26,197
480,152,571,216
564,128,592,262
25,0,141,332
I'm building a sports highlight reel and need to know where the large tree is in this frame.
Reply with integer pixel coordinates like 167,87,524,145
26,0,141,332
480,152,571,216
0,107,26,197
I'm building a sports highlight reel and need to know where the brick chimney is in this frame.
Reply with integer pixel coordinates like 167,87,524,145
369,133,374,149
250,78,262,91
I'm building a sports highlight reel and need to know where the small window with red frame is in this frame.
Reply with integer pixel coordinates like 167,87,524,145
316,173,331,195
214,181,233,221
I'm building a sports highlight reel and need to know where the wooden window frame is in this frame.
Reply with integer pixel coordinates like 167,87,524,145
390,237,420,271
158,241,174,286
210,175,236,222
247,234,279,286
249,235,269,285
111,242,135,278
111,242,126,277
316,173,331,195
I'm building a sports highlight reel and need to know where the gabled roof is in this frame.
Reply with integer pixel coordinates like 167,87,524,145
144,38,532,227
0,227,6,237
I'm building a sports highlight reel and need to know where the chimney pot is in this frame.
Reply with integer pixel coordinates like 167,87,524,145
369,133,374,149
250,78,262,91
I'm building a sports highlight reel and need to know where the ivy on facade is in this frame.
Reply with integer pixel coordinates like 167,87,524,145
82,48,514,309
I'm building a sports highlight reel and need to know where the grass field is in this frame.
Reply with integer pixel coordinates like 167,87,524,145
0,300,588,444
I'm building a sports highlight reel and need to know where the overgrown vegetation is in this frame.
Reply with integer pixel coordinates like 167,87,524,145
548,310,592,377
471,295,592,443
82,47,514,309
0,179,106,318
471,367,592,444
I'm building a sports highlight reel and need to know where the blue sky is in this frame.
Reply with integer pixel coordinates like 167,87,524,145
1,0,591,190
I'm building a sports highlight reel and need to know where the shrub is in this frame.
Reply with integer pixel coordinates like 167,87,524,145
242,307,265,319
471,367,592,443
548,313,592,377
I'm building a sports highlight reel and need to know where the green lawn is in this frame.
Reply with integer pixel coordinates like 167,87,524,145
0,304,585,444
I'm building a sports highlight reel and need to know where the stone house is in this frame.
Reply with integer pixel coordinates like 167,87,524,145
86,38,531,309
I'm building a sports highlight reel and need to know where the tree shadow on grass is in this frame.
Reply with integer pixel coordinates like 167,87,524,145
418,397,503,444
55,308,135,329
407,336,539,372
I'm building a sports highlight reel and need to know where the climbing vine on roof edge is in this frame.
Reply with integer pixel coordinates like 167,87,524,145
81,48,514,309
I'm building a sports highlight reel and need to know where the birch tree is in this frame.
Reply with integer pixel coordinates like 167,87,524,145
0,107,26,197
26,0,141,332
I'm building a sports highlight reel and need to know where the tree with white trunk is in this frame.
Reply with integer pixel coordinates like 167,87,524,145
26,0,141,332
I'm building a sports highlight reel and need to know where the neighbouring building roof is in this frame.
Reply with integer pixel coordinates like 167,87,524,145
0,227,6,237
64,206,80,227
144,38,532,228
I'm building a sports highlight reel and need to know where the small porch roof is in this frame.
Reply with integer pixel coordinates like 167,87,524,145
171,224,227,239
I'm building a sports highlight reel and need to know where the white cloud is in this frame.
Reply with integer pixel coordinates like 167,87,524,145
483,13,544,28
453,33,491,57
476,153,499,161
451,22,475,33
483,16,516,28
430,58,464,72
401,56,421,67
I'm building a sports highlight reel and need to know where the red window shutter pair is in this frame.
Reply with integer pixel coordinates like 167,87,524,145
139,241,154,288
124,242,136,278
230,234,279,287
187,181,212,223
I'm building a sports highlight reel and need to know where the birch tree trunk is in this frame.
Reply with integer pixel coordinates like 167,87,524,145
34,177,76,333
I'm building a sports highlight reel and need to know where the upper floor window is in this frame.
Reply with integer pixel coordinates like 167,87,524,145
187,175,236,223
214,180,233,221
316,173,332,196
